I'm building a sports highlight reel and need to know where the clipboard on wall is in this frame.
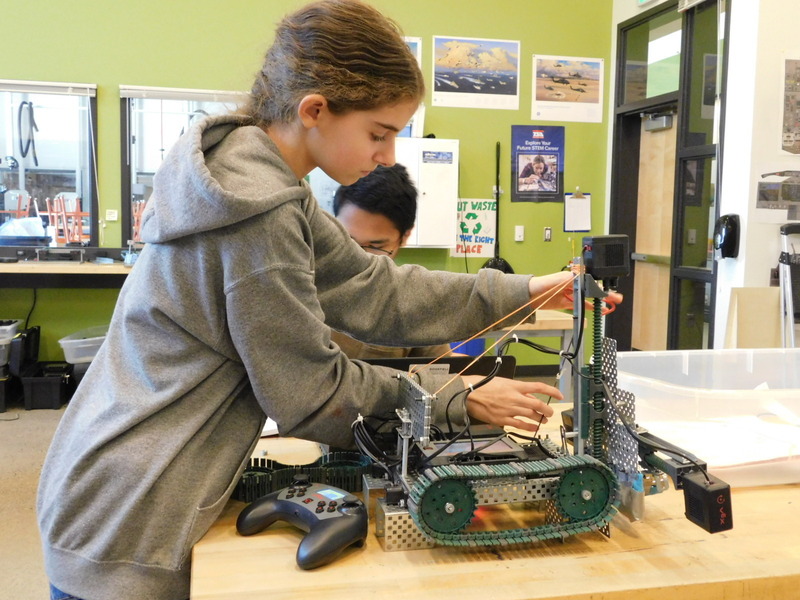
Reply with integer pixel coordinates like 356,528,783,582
564,189,591,232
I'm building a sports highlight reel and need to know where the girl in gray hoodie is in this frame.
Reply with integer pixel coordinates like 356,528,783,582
39,2,577,599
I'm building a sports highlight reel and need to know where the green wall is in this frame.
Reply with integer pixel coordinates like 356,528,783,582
1,0,612,362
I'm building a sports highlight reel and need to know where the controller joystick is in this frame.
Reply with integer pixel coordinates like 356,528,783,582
236,476,368,570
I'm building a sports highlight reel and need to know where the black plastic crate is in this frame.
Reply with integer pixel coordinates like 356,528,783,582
0,367,23,413
19,362,75,410
8,327,76,410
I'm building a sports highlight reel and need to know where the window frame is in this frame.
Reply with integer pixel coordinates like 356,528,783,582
0,78,99,247
119,85,246,245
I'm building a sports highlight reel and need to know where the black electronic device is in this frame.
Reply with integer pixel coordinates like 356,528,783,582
582,234,630,282
418,433,528,465
680,470,733,533
713,214,740,259
236,475,368,570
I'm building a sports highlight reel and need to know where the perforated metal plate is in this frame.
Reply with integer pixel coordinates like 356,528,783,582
375,500,436,551
397,373,434,446
601,338,638,478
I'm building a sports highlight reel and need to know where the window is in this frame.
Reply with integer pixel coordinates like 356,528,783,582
120,86,246,244
0,79,97,246
620,9,683,104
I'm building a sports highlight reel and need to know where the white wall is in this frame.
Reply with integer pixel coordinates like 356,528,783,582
713,0,800,347
713,0,761,346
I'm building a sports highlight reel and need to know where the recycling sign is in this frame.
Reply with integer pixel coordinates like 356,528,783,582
451,198,496,258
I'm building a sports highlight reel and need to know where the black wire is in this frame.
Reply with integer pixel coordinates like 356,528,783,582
505,432,560,459
600,379,711,483
25,288,37,330
420,371,496,467
444,358,502,434
418,414,473,467
500,336,569,357
350,418,397,478
18,101,39,167
450,430,507,461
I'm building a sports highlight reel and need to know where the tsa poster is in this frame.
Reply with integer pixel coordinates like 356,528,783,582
511,125,564,203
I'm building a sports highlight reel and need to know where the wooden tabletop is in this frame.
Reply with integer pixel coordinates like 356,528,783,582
0,260,130,275
191,435,800,600
0,259,131,288
515,309,574,330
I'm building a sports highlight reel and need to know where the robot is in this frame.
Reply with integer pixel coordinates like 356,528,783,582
359,235,732,550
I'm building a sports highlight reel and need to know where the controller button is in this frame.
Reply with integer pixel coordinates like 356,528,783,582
303,498,314,504
342,494,360,506
318,500,326,506
329,501,337,507
326,506,336,512
315,507,324,513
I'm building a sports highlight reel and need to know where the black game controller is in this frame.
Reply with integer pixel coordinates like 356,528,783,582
236,474,368,569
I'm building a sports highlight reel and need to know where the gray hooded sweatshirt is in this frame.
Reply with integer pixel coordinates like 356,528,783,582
37,114,533,600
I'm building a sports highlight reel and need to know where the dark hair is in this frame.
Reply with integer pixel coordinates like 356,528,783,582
245,0,425,126
333,164,417,235
533,155,549,174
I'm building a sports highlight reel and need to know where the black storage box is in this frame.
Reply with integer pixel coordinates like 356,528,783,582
0,365,23,412
19,362,75,410
8,327,76,410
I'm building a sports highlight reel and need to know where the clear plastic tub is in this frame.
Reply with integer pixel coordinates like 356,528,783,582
58,325,109,364
616,348,800,487
0,335,12,366
0,319,21,339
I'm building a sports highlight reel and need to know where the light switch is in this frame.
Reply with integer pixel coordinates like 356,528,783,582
514,225,525,241
105,210,119,222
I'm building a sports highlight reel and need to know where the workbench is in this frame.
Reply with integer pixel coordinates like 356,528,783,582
191,435,800,600
0,260,130,288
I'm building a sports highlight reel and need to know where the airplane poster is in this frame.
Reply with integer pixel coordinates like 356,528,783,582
531,55,604,123
432,36,520,110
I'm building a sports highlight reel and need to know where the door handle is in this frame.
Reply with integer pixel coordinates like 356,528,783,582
631,252,671,265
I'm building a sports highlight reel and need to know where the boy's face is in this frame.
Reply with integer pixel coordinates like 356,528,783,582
336,203,408,258
307,99,418,186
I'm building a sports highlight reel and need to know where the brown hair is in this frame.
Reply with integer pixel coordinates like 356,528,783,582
245,0,425,126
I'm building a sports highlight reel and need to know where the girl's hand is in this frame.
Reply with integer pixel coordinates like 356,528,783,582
528,271,624,311
462,375,558,433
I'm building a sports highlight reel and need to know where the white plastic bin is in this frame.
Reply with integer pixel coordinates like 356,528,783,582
0,335,12,366
0,319,21,339
58,325,109,364
616,348,800,487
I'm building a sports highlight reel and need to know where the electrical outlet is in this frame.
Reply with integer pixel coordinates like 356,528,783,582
105,209,119,222
514,225,525,241
688,228,697,245
544,227,552,242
